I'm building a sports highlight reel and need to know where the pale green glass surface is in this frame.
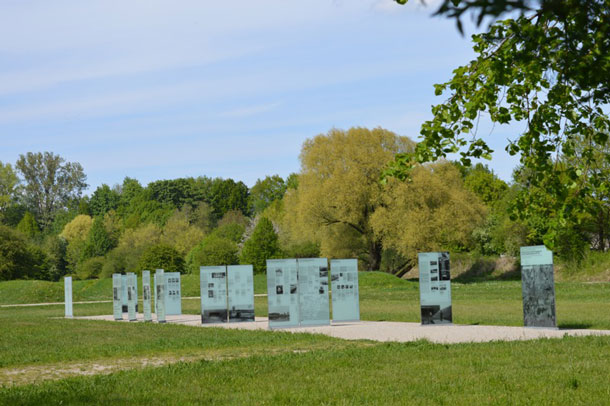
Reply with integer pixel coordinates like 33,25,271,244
127,273,137,321
418,252,452,325
200,266,228,323
112,274,122,320
267,259,299,329
155,269,166,323
64,276,73,318
165,272,182,315
520,245,553,266
227,265,255,322
142,270,152,321
297,258,330,327
121,275,128,308
520,245,556,328
330,259,359,322
153,274,157,314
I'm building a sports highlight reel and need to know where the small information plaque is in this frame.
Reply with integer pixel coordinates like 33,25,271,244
267,259,300,329
121,274,128,312
127,273,137,321
165,272,182,315
227,265,255,322
520,245,556,328
112,274,122,320
155,269,166,323
200,266,228,323
297,258,330,327
64,276,73,318
418,252,452,325
330,259,360,322
142,270,152,322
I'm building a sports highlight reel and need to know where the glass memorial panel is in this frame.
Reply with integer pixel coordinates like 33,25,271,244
267,259,299,329
127,273,137,321
153,274,157,314
330,259,360,322
121,274,128,312
227,265,255,322
200,266,228,323
64,276,73,318
112,273,122,320
142,270,152,321
297,258,330,326
520,245,556,328
164,272,182,315
418,252,452,325
155,269,166,323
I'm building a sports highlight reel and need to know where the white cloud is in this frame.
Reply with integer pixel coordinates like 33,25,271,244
0,0,502,190
0,0,371,95
219,102,282,118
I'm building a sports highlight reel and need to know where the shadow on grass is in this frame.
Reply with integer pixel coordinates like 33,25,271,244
453,257,521,284
558,322,593,330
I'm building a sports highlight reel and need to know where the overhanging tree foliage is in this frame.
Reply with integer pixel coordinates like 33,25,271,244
388,0,610,254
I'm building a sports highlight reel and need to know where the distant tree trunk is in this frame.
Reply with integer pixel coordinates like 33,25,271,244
367,239,383,271
599,208,610,251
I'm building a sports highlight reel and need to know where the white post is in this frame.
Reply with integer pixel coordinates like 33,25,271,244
64,276,73,318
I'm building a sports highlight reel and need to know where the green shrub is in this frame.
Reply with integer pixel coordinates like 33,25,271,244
186,236,239,273
282,241,320,259
41,236,68,281
0,225,45,280
16,212,40,238
81,216,116,260
240,217,280,273
138,244,186,274
75,256,105,280
209,222,245,243
99,254,125,279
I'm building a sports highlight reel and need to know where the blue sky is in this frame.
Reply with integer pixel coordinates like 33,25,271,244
0,0,519,193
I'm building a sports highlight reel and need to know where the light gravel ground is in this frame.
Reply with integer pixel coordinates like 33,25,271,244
77,314,610,344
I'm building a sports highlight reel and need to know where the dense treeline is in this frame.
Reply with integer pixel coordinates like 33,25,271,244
1,127,608,281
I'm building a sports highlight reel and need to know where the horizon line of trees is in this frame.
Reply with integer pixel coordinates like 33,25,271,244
1,126,608,282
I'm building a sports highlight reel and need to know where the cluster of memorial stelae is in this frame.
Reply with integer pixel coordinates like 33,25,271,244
64,246,557,329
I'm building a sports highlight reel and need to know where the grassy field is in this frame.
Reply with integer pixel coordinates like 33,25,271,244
0,274,267,305
3,272,610,329
1,332,610,405
1,273,609,404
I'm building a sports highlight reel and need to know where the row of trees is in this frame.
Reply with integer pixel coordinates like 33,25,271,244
2,124,608,281
0,152,285,281
4,1,608,281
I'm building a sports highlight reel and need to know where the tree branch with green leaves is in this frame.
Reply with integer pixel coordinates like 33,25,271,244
386,0,610,255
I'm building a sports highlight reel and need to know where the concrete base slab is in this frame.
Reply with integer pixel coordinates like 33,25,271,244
76,314,610,344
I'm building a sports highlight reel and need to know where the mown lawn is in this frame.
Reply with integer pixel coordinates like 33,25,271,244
0,304,352,369
1,274,609,404
1,335,609,405
3,272,610,330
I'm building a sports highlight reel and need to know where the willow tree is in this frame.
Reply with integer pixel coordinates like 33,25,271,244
372,162,486,269
283,127,415,270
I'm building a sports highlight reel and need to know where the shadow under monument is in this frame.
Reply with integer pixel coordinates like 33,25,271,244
558,322,593,330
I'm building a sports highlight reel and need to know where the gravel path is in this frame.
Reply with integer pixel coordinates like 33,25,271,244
77,315,610,344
